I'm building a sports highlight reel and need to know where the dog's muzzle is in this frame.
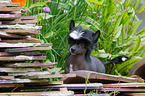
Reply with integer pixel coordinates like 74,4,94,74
70,47,76,55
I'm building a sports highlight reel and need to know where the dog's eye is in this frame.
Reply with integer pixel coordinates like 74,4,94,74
68,38,76,44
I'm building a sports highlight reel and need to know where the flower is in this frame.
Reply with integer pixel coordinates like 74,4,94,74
86,19,90,23
43,7,50,13
12,0,26,8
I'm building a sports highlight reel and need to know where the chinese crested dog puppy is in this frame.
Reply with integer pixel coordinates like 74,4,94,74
65,20,129,73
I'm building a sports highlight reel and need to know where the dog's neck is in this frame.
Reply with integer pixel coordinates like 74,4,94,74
85,50,92,62
68,50,92,72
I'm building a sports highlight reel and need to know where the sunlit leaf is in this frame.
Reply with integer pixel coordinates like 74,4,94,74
45,31,54,38
29,1,48,9
136,27,145,35
114,24,122,39
131,20,142,34
50,67,61,72
136,4,145,13
131,35,141,57
123,0,130,6
37,13,53,21
134,0,141,11
113,12,124,34
87,0,102,5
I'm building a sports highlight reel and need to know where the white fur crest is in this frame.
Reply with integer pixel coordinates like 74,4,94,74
69,30,84,40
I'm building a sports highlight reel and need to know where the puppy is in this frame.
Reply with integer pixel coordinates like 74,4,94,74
65,20,129,73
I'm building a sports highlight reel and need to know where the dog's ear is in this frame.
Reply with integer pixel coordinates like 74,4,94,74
92,30,100,43
70,20,75,31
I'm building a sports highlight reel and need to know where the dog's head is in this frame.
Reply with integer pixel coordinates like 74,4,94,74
68,20,100,55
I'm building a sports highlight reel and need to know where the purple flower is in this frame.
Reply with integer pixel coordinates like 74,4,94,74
86,19,90,23
43,7,50,13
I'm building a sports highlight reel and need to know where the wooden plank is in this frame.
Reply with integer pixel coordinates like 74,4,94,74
0,68,36,72
0,1,11,4
1,38,41,43
0,52,13,56
0,84,24,88
0,51,47,56
0,56,46,61
75,94,109,96
0,79,50,84
103,83,145,88
20,73,76,79
0,91,74,96
66,70,144,83
0,76,14,79
0,14,21,20
20,51,47,56
0,31,26,38
21,16,35,20
2,62,57,68
100,88,145,92
0,43,52,48
8,71,51,76
0,3,19,7
39,81,63,85
19,20,37,24
2,20,37,24
46,83,103,90
123,93,145,96
0,7,20,12
0,29,40,35
0,24,42,30
6,46,52,53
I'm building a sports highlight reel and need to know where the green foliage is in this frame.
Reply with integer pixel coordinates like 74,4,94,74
24,0,145,76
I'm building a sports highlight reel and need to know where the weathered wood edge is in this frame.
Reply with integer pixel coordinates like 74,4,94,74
0,43,52,48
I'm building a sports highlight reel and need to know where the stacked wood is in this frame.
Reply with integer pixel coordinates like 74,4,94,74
0,88,74,96
61,70,144,84
61,70,145,95
0,1,76,94
0,1,40,43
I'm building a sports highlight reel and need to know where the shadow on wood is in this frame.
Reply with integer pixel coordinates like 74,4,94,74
128,57,145,79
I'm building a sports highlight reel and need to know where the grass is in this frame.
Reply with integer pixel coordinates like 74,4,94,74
24,0,145,75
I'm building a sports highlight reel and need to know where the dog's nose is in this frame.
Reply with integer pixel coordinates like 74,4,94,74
71,48,75,53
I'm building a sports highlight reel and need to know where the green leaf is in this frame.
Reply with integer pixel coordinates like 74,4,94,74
29,1,48,9
132,35,141,56
123,0,130,6
131,20,142,34
134,0,141,11
50,67,61,72
37,13,53,21
117,36,138,48
112,12,124,34
45,31,54,38
114,24,122,39
136,27,145,35
136,4,145,13
86,17,102,31
91,50,110,58
87,0,102,5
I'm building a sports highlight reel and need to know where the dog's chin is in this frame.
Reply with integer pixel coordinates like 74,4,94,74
70,52,84,55
70,52,77,55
